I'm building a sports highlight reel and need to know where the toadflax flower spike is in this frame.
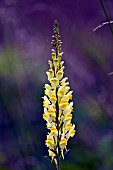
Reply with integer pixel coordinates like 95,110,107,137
43,20,76,170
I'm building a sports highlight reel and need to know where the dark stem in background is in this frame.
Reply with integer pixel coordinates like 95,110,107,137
100,0,113,35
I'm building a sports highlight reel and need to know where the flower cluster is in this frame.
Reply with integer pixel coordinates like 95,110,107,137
43,21,76,164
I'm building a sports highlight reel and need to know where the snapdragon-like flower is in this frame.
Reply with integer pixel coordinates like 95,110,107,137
43,20,76,169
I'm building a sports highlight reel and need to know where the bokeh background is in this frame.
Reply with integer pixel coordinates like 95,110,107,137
0,0,113,170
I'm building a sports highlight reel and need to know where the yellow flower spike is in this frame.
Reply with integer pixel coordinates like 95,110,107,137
43,20,76,167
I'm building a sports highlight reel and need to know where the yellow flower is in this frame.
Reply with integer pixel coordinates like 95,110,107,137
43,20,76,163
50,78,59,88
54,58,59,67
56,70,63,80
49,93,57,104
51,49,56,60
65,123,72,131
60,138,67,149
64,91,73,101
45,137,54,147
64,113,72,121
44,84,51,96
58,52,63,61
58,87,65,97
48,149,55,160
69,129,76,137
48,60,53,69
61,77,68,86
46,122,55,129
43,113,50,121
50,127,58,136
43,96,50,108
59,99,69,110
48,108,56,117
64,86,70,94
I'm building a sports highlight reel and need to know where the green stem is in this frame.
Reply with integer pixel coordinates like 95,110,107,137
100,0,113,35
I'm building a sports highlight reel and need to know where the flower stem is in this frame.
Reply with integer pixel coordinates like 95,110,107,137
56,157,60,170
56,87,61,170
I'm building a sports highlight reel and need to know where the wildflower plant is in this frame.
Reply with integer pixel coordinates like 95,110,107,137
43,20,76,170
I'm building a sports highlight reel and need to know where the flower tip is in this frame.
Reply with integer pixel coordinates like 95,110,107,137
54,20,59,28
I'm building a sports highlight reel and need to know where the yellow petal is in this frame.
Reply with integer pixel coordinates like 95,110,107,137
69,129,76,137
43,113,50,121
54,59,59,67
52,52,56,60
46,70,54,81
56,70,63,80
49,93,57,103
61,77,68,85
58,88,65,97
59,99,69,110
50,78,59,88
45,137,54,147
64,86,70,94
60,138,67,149
48,149,55,158
64,114,72,121
65,123,72,130
48,60,53,68
50,127,58,135
64,91,73,101
48,109,56,117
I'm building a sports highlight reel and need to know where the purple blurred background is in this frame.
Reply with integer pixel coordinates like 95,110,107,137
0,0,113,170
